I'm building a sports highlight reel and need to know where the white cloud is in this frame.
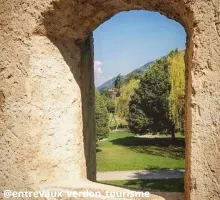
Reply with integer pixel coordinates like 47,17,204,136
94,60,103,77
94,61,113,86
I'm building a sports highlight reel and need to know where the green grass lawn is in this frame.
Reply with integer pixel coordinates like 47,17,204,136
97,131,185,172
100,178,184,192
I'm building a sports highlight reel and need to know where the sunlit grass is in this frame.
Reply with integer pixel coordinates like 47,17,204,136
97,131,185,172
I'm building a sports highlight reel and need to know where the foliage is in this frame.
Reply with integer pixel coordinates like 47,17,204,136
114,74,122,89
95,89,109,141
128,56,174,135
168,51,185,131
101,90,111,98
116,79,140,118
127,50,185,137
122,72,141,85
101,95,115,113
127,104,149,134
109,116,128,129
98,59,152,92
106,99,115,113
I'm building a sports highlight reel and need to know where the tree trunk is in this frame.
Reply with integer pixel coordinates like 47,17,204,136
171,125,176,140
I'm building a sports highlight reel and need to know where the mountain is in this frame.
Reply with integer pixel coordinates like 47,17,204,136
130,60,154,74
97,77,117,92
98,60,153,92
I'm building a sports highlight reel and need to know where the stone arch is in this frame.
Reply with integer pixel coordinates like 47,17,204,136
0,0,219,200
38,0,193,39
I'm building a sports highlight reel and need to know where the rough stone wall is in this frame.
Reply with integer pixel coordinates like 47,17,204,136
0,0,87,194
0,0,219,200
79,35,96,181
188,1,220,199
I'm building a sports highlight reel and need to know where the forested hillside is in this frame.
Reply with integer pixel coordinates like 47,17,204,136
98,60,153,92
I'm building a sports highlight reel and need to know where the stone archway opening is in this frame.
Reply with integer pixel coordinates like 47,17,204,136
71,3,193,199
93,10,187,198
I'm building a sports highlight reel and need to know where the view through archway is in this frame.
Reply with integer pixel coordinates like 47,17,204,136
94,10,186,200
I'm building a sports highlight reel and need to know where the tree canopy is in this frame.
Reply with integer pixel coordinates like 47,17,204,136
95,49,185,139
116,78,139,118
127,50,185,138
114,74,122,89
168,51,185,132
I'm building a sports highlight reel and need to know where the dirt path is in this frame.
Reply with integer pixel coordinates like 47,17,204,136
97,169,184,181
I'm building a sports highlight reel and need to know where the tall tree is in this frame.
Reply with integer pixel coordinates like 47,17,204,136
168,51,185,132
95,89,109,141
128,56,175,138
114,74,122,89
116,78,139,118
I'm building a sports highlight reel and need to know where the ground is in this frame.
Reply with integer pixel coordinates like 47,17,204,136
97,169,184,181
97,131,185,172
100,178,184,192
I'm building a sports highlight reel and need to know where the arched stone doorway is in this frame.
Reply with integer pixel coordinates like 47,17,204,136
0,0,219,199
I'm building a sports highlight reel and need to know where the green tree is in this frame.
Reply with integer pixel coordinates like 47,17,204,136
95,89,109,141
101,90,111,98
106,99,115,113
116,79,140,118
168,51,185,132
123,72,141,85
127,102,149,134
114,74,122,89
128,56,175,137
101,94,115,113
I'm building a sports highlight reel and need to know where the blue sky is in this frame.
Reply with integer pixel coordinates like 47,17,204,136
94,10,186,86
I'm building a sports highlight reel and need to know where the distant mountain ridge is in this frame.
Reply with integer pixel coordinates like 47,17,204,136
98,60,154,92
